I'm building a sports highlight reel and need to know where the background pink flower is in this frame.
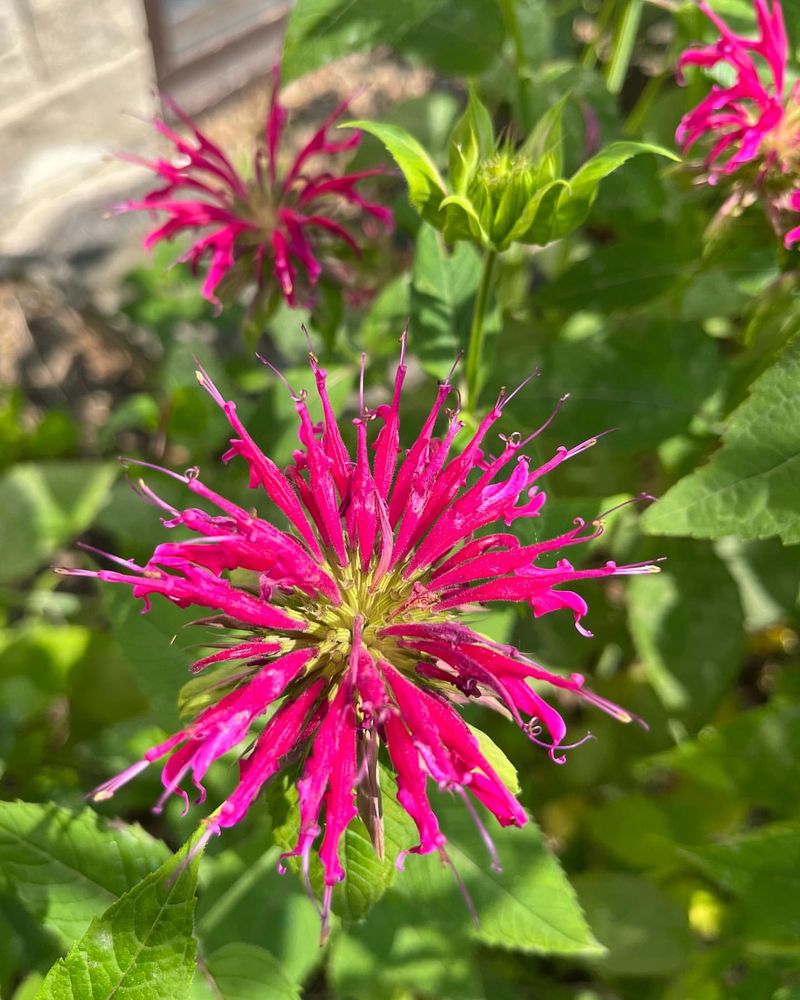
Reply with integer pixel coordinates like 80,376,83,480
677,0,800,246
116,68,393,309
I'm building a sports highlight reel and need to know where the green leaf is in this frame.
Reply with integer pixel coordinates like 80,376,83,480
35,847,198,1000
10,973,45,1000
585,794,675,869
0,894,56,996
680,823,800,949
395,0,506,76
195,838,321,986
720,537,800,631
499,315,722,453
573,873,694,976
448,88,493,195
440,193,491,247
641,702,800,816
410,224,484,378
399,795,603,956
102,586,195,730
552,141,678,239
438,197,480,242
282,0,505,81
361,274,410,356
0,462,117,583
742,272,800,355
0,623,90,698
521,94,570,173
343,121,447,227
628,539,744,725
535,237,694,311
330,911,487,1000
643,333,800,543
0,801,170,947
506,179,570,247
192,944,300,1000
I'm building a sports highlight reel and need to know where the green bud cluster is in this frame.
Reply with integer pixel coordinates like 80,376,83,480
462,149,548,250
349,91,676,255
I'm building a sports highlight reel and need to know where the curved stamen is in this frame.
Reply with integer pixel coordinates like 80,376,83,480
596,491,657,521
255,353,303,401
119,456,190,483
77,543,147,573
518,393,570,449
501,367,540,408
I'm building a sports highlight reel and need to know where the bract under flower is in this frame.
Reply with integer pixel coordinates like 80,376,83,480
116,67,393,309
61,337,658,935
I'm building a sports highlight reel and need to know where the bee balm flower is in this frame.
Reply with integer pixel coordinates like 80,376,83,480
116,68,393,308
676,0,800,246
62,340,657,933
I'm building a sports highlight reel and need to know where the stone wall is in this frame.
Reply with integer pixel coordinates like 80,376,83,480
1,0,156,255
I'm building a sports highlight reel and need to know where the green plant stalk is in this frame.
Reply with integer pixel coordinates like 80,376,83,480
607,0,643,95
465,250,497,412
497,0,526,72
496,0,530,127
624,73,665,135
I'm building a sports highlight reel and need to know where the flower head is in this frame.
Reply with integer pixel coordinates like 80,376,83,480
62,339,657,934
116,68,393,309
676,0,800,245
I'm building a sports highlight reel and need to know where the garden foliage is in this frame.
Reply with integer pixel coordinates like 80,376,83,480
1,1,799,998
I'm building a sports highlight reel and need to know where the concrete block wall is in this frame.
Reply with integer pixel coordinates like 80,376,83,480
1,0,157,255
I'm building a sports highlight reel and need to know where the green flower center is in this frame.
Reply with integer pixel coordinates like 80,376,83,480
289,554,444,678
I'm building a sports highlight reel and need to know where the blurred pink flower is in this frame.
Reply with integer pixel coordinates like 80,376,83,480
116,69,393,308
63,342,657,934
787,189,800,244
676,0,800,246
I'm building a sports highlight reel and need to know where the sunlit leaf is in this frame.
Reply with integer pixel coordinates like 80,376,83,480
0,462,117,583
552,141,679,239
644,333,800,543
0,802,170,947
574,873,694,976
195,836,320,986
35,848,198,1000
410,224,484,378
399,796,604,956
628,539,744,725
448,88,493,195
344,121,447,228
641,702,800,816
680,822,800,949
192,943,300,1000
282,0,505,80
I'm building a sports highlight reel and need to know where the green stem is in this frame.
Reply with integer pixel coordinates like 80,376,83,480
465,250,497,413
497,0,530,127
624,73,665,136
606,0,643,95
497,0,526,73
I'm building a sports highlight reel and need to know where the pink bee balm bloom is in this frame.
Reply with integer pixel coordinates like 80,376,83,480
116,68,393,308
787,188,800,244
676,0,800,246
62,340,658,934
